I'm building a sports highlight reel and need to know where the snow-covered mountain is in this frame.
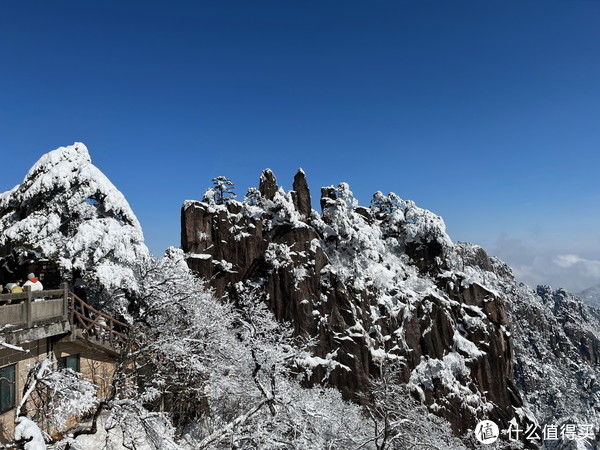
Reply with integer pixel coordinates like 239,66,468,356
1,144,598,448
579,285,600,310
183,169,600,447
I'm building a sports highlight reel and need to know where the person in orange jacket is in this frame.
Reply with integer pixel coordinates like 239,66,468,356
23,273,44,292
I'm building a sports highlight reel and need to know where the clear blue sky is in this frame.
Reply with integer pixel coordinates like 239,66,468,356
1,1,600,291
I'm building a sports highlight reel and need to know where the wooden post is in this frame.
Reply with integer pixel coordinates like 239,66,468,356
25,286,32,328
69,293,75,326
62,282,69,319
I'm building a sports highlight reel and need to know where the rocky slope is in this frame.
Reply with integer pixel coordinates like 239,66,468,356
578,285,600,310
479,262,600,448
182,169,600,447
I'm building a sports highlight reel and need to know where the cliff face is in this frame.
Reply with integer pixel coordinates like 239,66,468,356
181,170,600,443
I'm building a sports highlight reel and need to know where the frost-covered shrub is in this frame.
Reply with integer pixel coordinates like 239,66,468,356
264,242,296,270
35,368,98,431
112,251,373,449
366,360,468,450
15,359,97,444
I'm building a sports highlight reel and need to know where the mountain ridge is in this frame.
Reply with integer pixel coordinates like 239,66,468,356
1,144,598,448
578,285,600,310
182,168,600,447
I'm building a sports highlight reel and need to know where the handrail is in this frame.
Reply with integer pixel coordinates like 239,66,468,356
70,292,128,328
0,288,65,302
0,283,69,329
71,313,127,338
0,284,128,349
69,291,128,347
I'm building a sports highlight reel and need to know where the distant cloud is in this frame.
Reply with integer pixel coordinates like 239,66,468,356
553,254,583,268
553,254,600,277
490,235,600,293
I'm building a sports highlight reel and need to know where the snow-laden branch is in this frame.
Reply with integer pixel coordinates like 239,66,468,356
195,399,272,448
0,341,28,352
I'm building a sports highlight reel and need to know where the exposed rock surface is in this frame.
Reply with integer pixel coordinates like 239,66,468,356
258,169,278,200
292,169,312,218
182,171,600,446
455,246,600,448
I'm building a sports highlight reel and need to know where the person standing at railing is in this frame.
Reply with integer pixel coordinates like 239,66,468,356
23,273,43,292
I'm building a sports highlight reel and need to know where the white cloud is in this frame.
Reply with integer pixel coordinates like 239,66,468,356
553,254,600,277
489,235,600,293
553,254,584,268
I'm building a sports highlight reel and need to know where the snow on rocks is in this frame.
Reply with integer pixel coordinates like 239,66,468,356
182,171,525,437
176,167,600,445
264,242,296,270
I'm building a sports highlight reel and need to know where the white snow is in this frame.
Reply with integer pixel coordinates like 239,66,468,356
14,417,46,449
452,330,485,359
187,253,212,260
264,242,295,270
0,143,149,297
0,341,28,352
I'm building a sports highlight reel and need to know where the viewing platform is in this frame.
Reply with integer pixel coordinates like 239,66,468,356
0,284,127,354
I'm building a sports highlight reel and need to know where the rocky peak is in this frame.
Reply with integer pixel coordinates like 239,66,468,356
291,169,311,218
536,285,599,365
319,185,341,211
258,169,278,200
181,170,600,446
578,284,600,310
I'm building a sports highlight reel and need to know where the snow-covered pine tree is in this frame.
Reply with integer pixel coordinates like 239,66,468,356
0,143,149,311
203,176,236,204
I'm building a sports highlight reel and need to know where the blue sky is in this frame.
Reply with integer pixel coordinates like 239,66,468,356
1,1,600,291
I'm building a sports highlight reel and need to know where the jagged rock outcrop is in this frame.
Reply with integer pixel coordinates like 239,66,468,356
452,244,600,448
536,286,599,366
292,169,312,218
11,145,598,447
258,169,278,200
182,171,600,447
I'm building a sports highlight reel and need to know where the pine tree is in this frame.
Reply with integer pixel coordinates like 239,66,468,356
203,176,236,204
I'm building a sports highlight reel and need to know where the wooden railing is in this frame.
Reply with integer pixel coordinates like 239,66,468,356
0,284,69,329
69,291,128,347
0,284,128,348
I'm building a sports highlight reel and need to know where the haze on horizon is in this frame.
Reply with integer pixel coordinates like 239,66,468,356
1,1,599,293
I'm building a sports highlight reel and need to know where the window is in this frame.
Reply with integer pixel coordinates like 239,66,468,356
58,354,80,372
0,364,16,414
